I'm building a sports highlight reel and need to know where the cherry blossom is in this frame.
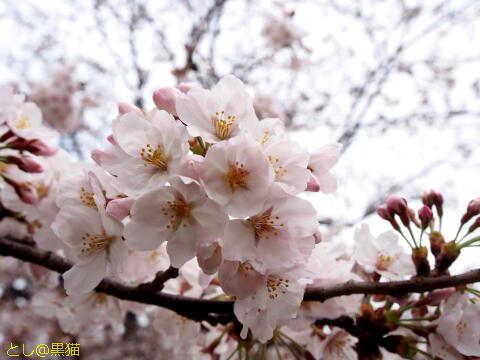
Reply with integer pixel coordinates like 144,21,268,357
353,224,415,280
176,75,258,143
436,293,480,356
124,176,226,267
222,196,317,272
262,137,310,196
103,109,189,197
52,172,127,294
199,135,274,217
231,264,310,342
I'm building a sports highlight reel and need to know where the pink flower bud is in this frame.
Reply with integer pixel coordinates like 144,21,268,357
418,205,433,230
5,156,43,173
461,197,480,224
23,139,59,156
106,198,135,221
377,205,400,231
3,177,38,205
313,230,322,244
305,173,320,192
152,87,181,116
386,195,409,226
118,102,143,115
422,190,444,217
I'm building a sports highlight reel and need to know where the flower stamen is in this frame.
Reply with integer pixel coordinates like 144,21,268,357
211,110,236,140
140,144,168,170
225,162,249,189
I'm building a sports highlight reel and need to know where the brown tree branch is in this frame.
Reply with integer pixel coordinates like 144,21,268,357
1,237,480,325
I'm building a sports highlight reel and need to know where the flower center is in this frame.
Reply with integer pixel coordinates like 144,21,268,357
247,208,284,243
14,115,32,130
0,163,10,172
34,181,50,200
80,232,116,256
376,253,392,270
225,162,249,189
140,144,168,170
260,130,270,145
266,275,289,299
456,320,468,334
268,155,287,180
239,261,255,278
162,199,191,230
330,338,349,357
211,110,236,140
79,187,96,208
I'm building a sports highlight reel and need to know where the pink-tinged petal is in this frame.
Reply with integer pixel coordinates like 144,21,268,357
316,171,338,194
178,82,202,93
118,102,142,115
108,238,128,276
63,253,107,295
106,197,135,221
309,143,342,172
223,220,256,262
124,187,175,251
305,173,320,192
197,241,223,275
167,227,196,268
218,261,265,299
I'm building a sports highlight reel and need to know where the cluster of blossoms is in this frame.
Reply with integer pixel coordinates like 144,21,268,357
0,85,70,247
1,77,480,359
54,75,340,342
29,65,100,133
262,11,305,50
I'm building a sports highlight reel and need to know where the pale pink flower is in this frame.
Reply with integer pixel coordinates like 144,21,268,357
232,268,307,342
52,172,127,294
437,293,480,356
199,135,274,217
252,117,286,146
106,109,189,197
308,143,342,194
353,224,415,280
124,176,226,267
223,196,317,272
262,137,310,196
176,75,258,143
5,100,55,140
